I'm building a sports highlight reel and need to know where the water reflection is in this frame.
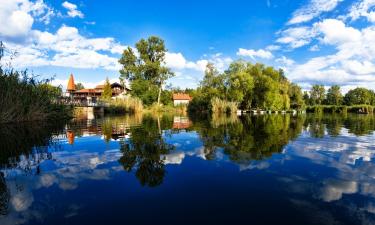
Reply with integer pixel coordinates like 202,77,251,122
118,115,175,187
0,113,374,224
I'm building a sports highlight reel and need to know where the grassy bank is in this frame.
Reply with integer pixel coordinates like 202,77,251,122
0,68,72,124
306,105,374,114
103,97,143,114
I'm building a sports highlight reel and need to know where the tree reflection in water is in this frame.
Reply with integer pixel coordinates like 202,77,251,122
118,115,175,187
192,114,306,163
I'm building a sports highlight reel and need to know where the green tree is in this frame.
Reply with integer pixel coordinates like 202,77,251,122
118,36,174,105
303,91,311,105
326,85,343,105
310,85,325,105
102,77,112,100
75,82,84,90
344,87,373,105
289,83,305,109
225,61,254,109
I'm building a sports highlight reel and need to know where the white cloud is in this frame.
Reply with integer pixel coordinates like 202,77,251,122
276,56,295,66
62,1,84,18
0,0,54,39
288,19,375,90
237,48,273,59
346,0,375,22
165,52,207,71
314,19,361,45
276,26,317,49
288,0,343,25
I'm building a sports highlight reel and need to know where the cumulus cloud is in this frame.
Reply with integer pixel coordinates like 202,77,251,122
237,48,273,59
62,1,84,18
288,0,343,25
276,26,317,49
288,19,375,89
0,0,55,39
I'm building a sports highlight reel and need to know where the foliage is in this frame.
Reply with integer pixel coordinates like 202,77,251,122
211,97,238,114
104,96,144,114
344,87,374,105
118,36,174,105
326,85,343,105
310,85,325,105
190,61,296,113
0,68,71,123
75,82,84,90
289,83,305,110
102,77,112,100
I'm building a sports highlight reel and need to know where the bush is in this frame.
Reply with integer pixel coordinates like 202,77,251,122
211,97,238,114
104,96,143,114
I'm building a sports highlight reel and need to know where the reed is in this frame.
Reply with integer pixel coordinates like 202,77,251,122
104,96,144,114
0,68,71,124
211,97,238,114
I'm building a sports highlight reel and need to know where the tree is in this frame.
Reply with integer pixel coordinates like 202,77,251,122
289,83,305,109
326,85,343,105
225,61,254,109
344,87,373,105
75,83,84,90
118,36,174,105
310,85,325,105
102,77,112,100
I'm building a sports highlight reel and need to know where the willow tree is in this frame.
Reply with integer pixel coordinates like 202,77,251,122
118,36,174,105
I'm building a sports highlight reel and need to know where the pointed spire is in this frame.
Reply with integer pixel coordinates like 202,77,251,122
67,74,76,91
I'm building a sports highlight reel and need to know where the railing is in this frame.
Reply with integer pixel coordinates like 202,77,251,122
56,98,107,107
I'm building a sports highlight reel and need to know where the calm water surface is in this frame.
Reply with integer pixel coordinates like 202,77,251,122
1,113,375,225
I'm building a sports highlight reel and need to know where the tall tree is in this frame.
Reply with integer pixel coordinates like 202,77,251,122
75,82,85,90
310,85,325,105
226,61,254,109
326,85,343,105
344,87,373,105
289,83,305,109
118,36,174,105
102,77,112,100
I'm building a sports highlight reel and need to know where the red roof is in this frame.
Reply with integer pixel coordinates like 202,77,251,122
75,88,100,93
173,93,192,100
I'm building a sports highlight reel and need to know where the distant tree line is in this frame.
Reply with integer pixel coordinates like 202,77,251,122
304,85,375,106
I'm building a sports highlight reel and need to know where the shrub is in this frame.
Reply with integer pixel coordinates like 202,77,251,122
211,97,238,114
104,96,143,114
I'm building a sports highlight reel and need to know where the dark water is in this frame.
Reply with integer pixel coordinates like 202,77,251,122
1,113,375,225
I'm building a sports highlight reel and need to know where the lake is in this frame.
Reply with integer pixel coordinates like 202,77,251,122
0,113,375,225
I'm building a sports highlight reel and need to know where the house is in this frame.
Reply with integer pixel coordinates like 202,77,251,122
66,74,130,104
172,93,192,106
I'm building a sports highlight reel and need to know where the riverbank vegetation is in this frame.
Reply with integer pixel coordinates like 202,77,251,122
0,43,71,124
188,60,305,114
0,68,72,123
103,97,144,114
304,85,375,114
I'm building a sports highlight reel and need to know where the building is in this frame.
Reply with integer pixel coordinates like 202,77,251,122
172,93,192,106
66,74,130,104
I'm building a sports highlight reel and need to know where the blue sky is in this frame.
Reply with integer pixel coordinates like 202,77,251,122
1,0,375,92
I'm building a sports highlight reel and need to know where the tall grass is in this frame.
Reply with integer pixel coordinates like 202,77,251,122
211,97,238,114
0,68,71,124
104,96,143,114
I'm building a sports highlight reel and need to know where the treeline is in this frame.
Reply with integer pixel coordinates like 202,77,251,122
304,85,375,113
188,60,305,113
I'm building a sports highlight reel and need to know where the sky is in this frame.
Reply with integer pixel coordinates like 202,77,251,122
0,0,375,92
